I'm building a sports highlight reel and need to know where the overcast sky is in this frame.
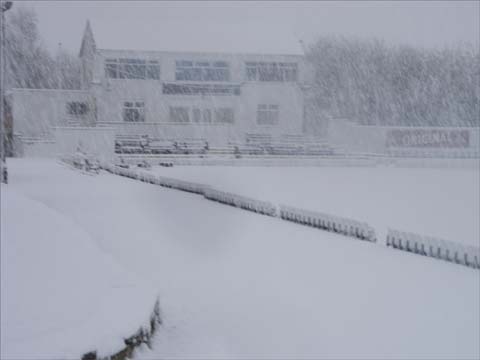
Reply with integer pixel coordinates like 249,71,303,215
15,1,480,54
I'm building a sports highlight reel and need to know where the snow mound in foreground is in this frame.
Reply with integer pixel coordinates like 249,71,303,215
1,186,158,359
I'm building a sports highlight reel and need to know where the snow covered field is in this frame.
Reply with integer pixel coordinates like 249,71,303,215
2,159,479,359
148,165,480,247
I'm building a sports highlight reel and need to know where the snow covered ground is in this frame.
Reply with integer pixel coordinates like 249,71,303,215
1,162,158,359
148,165,480,247
2,159,479,359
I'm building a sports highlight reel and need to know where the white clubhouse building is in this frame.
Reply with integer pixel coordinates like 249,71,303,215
11,21,311,148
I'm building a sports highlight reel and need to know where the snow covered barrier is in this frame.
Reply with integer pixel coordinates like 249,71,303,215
279,205,377,242
165,178,208,194
102,162,275,215
386,229,480,269
81,299,161,360
203,187,277,216
100,163,208,195
60,154,100,173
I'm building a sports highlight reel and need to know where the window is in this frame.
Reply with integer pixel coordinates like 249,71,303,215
175,60,230,82
246,64,257,81
119,58,145,79
105,59,118,79
192,108,202,123
162,83,240,96
169,107,190,123
245,62,298,82
105,58,160,80
123,101,145,122
146,60,160,80
202,109,212,123
193,108,212,123
66,102,89,116
257,104,279,125
214,108,234,124
281,63,298,82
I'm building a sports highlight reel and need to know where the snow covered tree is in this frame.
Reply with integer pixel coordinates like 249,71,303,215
4,7,81,90
307,36,479,127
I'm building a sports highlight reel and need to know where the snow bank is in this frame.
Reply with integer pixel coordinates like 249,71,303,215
1,185,158,359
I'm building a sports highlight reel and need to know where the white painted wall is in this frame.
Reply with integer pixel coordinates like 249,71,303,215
328,119,480,155
12,89,93,137
92,49,305,142
12,49,306,147
54,127,115,162
21,142,57,158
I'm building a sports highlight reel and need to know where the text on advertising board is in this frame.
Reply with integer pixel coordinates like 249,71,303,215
386,129,470,148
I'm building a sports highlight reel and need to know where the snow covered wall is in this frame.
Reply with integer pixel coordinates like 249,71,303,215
328,119,480,156
11,88,93,137
55,126,115,162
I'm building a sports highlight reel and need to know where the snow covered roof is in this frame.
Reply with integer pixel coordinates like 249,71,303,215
86,20,304,56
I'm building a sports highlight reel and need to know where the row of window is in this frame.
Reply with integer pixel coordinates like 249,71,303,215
105,58,160,80
246,62,298,82
162,83,241,96
121,102,234,124
175,60,230,82
169,106,234,124
105,58,298,82
66,101,89,116
121,101,279,125
66,100,278,126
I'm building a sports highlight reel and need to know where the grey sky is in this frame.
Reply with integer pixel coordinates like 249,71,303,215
15,1,480,54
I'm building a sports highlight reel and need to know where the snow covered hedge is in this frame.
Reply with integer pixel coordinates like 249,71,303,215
279,205,377,242
386,229,480,269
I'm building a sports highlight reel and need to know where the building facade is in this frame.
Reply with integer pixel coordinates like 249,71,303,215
12,21,309,147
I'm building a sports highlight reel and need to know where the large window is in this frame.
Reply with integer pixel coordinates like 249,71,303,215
169,107,190,123
123,101,145,122
246,62,298,82
66,102,89,116
175,60,230,82
202,109,212,123
169,106,233,124
257,104,279,125
105,58,160,80
192,108,213,123
214,108,235,124
162,83,240,96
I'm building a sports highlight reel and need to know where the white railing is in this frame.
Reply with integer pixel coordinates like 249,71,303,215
101,163,274,214
279,205,376,242
99,162,479,271
203,187,276,216
386,229,480,269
